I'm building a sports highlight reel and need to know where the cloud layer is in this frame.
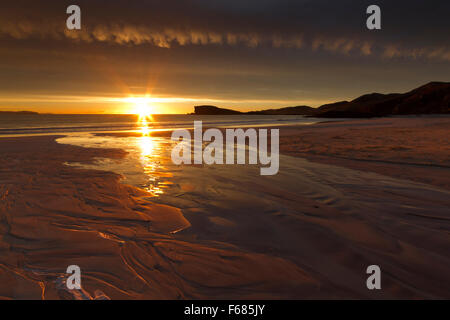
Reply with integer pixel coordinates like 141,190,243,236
1,19,449,62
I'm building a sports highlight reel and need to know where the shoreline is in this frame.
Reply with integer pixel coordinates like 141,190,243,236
96,116,450,190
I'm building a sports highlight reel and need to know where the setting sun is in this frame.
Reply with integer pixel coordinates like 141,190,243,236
124,96,154,136
126,97,153,118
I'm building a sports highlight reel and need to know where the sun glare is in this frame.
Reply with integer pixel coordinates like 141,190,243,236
127,97,153,119
124,96,154,136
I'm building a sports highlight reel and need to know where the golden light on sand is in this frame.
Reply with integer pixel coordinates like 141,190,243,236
140,136,154,157
140,117,151,136
138,136,167,197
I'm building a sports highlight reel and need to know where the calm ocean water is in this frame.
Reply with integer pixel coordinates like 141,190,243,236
0,113,326,135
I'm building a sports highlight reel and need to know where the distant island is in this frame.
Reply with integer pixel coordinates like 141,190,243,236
192,82,450,118
0,111,39,115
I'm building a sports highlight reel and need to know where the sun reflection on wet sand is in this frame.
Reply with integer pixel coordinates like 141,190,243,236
138,114,153,136
137,115,172,196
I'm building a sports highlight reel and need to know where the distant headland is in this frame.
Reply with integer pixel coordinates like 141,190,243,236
192,82,450,118
0,111,39,115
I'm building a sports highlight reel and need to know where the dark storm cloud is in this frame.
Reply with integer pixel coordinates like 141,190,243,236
1,0,449,60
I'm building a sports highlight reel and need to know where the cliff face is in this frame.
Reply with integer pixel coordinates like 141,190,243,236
315,82,450,118
193,105,315,115
192,82,450,118
194,105,242,115
247,106,316,115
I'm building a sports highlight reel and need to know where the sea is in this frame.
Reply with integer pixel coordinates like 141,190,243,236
0,113,326,136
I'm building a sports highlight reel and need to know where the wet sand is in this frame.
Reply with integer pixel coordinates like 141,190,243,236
0,116,449,299
280,117,450,190
0,136,316,299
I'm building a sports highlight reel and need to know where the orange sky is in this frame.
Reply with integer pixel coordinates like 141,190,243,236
0,94,334,114
1,1,449,114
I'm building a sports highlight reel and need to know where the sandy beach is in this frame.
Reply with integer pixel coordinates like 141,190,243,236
280,117,450,190
0,116,449,299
